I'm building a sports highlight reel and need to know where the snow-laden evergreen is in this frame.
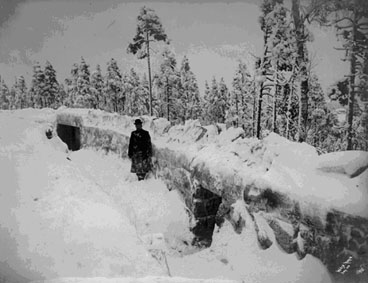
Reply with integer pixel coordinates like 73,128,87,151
104,58,123,113
44,61,60,108
226,61,255,135
30,62,46,108
178,56,202,123
14,76,27,109
124,68,148,116
89,64,104,109
154,48,180,121
75,57,92,108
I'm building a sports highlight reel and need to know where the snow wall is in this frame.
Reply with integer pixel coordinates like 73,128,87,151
55,108,368,283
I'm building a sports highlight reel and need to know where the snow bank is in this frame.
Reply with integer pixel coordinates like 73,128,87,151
258,134,368,218
316,150,368,178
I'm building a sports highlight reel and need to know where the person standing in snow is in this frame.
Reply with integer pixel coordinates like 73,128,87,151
128,119,153,181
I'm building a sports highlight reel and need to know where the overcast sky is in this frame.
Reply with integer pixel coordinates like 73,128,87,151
0,0,348,93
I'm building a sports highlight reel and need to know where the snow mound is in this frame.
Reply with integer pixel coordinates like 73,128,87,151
259,136,368,217
316,150,368,178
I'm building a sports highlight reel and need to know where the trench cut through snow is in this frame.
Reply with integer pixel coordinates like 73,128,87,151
55,121,222,247
51,109,368,283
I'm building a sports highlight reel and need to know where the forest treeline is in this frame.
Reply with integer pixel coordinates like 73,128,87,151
0,0,367,152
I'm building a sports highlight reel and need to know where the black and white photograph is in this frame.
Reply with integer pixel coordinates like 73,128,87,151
0,0,367,282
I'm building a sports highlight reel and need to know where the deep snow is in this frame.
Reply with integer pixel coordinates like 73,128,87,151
0,108,345,282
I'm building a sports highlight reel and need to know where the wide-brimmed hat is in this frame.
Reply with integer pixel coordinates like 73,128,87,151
134,119,142,125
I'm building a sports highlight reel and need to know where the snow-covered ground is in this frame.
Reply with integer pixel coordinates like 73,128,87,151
0,109,339,282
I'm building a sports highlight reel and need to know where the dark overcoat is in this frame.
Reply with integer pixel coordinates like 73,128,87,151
128,129,152,174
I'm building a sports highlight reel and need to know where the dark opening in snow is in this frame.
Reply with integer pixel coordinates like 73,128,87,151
191,186,222,248
57,124,81,151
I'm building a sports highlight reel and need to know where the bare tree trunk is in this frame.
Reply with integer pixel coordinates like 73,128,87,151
286,84,293,139
256,30,271,139
235,92,239,127
273,84,282,133
256,88,263,139
347,8,357,150
253,93,257,137
292,0,309,142
146,32,153,116
272,73,279,133
166,77,170,121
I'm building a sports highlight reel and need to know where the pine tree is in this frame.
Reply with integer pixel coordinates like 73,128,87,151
305,74,328,147
122,70,134,115
334,0,368,150
140,73,150,115
154,48,180,121
208,77,220,124
268,3,298,134
316,0,368,150
14,76,27,109
57,83,68,107
43,61,59,108
201,81,211,124
105,58,123,113
90,64,104,109
227,61,255,134
359,51,368,150
202,77,228,124
75,57,91,108
178,56,201,123
258,0,302,138
257,0,283,138
29,62,45,108
0,79,9,109
127,6,169,116
122,68,148,116
217,78,229,124
291,0,311,142
65,63,79,107
8,81,16,110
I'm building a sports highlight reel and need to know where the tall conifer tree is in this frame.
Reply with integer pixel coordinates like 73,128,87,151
179,56,201,122
127,6,168,116
105,58,123,113
90,64,104,109
44,61,59,108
